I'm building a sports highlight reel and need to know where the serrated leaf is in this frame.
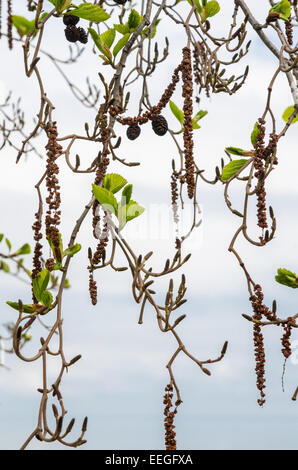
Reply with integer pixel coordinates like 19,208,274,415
222,159,248,181
32,269,50,302
6,301,39,314
275,268,298,289
114,23,130,35
5,238,11,251
126,200,145,221
225,147,245,156
92,185,118,215
169,101,184,126
113,33,130,57
269,0,291,21
251,122,261,147
68,3,110,22
103,174,127,193
63,244,81,258
128,9,141,30
282,106,298,125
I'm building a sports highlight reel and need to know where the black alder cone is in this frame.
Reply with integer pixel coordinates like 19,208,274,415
78,27,88,44
65,25,80,43
127,124,141,141
63,14,80,26
152,115,168,136
114,0,127,4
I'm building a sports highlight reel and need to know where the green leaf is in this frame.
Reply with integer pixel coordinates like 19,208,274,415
121,184,133,206
269,0,291,21
64,279,71,288
275,268,298,289
12,16,34,37
113,33,130,57
225,147,246,156
187,0,202,14
192,110,208,129
282,106,298,125
6,301,39,314
126,200,145,222
103,174,127,194
169,101,184,126
68,3,110,22
5,238,11,251
92,185,118,215
222,159,248,181
251,122,261,147
14,243,31,256
142,19,161,39
63,244,81,258
100,29,115,48
205,1,220,18
114,23,130,35
128,9,141,30
40,290,53,307
0,261,10,273
0,234,3,242
56,0,72,13
32,269,50,302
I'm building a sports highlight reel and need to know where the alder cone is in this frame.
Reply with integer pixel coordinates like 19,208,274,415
114,0,127,4
127,124,141,140
78,27,88,44
152,115,168,136
64,25,80,43
63,14,80,26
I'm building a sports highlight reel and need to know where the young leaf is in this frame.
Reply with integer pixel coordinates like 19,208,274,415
225,147,246,156
126,200,145,222
269,0,291,21
114,24,130,35
222,159,248,181
142,19,161,39
205,1,220,18
100,29,116,48
40,290,53,308
103,174,127,194
282,106,298,125
5,238,11,251
113,33,130,57
92,185,118,215
0,234,3,242
275,268,298,289
169,101,184,126
121,184,133,206
186,0,202,14
68,3,110,22
32,269,50,302
14,243,31,256
251,122,261,147
0,261,10,273
128,9,141,30
12,16,35,37
192,110,208,129
63,244,82,258
6,301,39,314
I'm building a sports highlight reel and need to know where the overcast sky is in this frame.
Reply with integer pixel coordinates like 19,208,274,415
0,1,298,450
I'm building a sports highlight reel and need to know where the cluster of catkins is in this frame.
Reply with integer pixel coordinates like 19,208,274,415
163,384,180,450
63,14,87,44
111,46,196,200
45,122,63,263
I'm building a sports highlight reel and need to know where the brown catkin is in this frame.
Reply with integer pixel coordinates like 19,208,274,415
285,18,293,46
31,211,43,302
171,172,179,224
182,47,195,199
45,122,63,262
88,271,97,305
281,321,292,359
7,0,12,49
250,284,276,406
163,383,181,450
254,119,268,230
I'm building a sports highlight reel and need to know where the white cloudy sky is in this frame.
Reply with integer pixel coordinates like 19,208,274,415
0,0,298,450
